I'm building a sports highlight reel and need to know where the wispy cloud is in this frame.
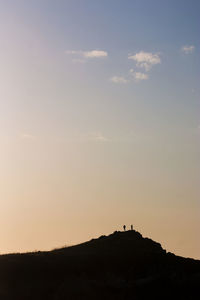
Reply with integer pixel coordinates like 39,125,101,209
128,51,161,71
65,50,81,55
110,69,148,84
132,72,148,81
62,132,110,143
110,76,129,84
58,131,152,144
88,132,110,142
65,49,108,62
83,50,108,58
20,133,35,140
181,45,195,54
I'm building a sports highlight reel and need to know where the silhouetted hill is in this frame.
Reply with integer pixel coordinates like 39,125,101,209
0,230,200,299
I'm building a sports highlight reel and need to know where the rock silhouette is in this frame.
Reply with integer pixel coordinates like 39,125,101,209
0,230,199,299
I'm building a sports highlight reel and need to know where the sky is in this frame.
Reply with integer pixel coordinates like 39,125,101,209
0,0,199,258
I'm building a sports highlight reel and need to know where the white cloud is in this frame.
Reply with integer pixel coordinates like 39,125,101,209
128,51,161,71
110,70,149,84
132,72,148,81
65,49,108,61
110,76,129,84
83,50,108,58
181,45,195,54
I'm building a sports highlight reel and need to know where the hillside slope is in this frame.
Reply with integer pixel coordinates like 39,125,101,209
0,230,200,299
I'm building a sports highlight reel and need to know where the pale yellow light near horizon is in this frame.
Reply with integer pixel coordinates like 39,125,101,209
0,128,199,258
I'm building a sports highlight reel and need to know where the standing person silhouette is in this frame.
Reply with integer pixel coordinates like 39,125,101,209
131,225,133,230
123,225,126,231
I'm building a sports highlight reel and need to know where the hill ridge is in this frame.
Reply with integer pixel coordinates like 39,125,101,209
0,230,199,299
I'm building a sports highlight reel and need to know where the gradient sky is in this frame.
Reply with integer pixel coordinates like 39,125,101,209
0,0,199,258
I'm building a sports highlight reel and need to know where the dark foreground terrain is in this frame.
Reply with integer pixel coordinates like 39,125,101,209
0,230,200,299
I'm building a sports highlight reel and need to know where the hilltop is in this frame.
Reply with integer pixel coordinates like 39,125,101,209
0,230,200,299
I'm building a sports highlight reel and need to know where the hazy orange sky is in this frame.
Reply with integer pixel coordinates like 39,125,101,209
0,0,199,259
